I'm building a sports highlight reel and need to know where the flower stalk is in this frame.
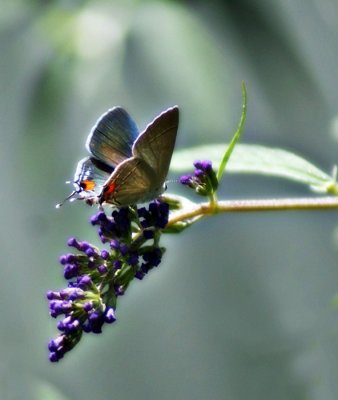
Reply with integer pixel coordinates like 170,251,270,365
167,196,338,227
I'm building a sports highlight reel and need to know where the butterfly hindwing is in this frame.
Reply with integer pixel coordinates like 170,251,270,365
74,157,113,198
100,157,158,206
56,156,114,207
86,107,139,167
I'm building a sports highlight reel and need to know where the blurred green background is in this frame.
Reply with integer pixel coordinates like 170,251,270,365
1,0,338,399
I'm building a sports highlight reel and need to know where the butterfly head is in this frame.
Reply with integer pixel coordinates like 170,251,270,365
56,180,98,208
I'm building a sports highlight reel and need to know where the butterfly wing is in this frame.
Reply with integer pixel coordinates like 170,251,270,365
99,157,158,206
99,106,179,207
74,157,114,197
86,107,139,167
57,157,113,207
132,106,179,186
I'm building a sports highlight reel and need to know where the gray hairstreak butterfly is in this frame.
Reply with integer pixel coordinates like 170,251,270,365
57,106,179,208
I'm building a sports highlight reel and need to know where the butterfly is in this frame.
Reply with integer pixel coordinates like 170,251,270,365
57,106,179,208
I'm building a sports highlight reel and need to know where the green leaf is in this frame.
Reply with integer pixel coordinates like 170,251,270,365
217,81,247,182
171,143,337,193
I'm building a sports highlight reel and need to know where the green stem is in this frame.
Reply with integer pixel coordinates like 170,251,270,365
209,190,218,210
216,81,247,182
167,196,338,226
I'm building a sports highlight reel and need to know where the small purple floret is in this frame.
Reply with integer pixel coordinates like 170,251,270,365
113,260,122,270
115,285,125,296
120,244,129,256
128,254,139,266
67,237,78,248
179,175,192,185
79,241,90,252
83,302,93,312
194,169,204,178
48,336,64,352
104,307,116,323
98,264,108,274
97,212,108,222
193,160,212,171
46,290,58,300
85,248,96,258
101,250,109,260
110,240,120,250
78,275,92,289
59,255,67,265
64,264,78,279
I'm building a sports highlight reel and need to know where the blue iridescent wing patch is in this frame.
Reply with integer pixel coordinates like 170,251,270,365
86,107,139,167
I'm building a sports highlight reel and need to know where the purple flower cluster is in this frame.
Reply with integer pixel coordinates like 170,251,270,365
180,160,218,197
90,208,131,243
138,202,169,238
47,200,170,362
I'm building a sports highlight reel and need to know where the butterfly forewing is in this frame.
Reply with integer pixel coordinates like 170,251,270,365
86,107,139,167
132,106,179,185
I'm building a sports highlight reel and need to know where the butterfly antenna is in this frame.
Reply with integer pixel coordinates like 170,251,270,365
56,190,77,208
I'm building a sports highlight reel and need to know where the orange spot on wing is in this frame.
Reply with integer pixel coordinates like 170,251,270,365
81,180,96,191
103,182,116,196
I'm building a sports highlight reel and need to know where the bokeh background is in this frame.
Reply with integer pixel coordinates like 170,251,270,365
1,0,338,399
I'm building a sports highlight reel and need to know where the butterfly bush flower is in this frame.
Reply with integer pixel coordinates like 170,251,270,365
47,200,169,362
180,160,218,197
48,160,219,362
